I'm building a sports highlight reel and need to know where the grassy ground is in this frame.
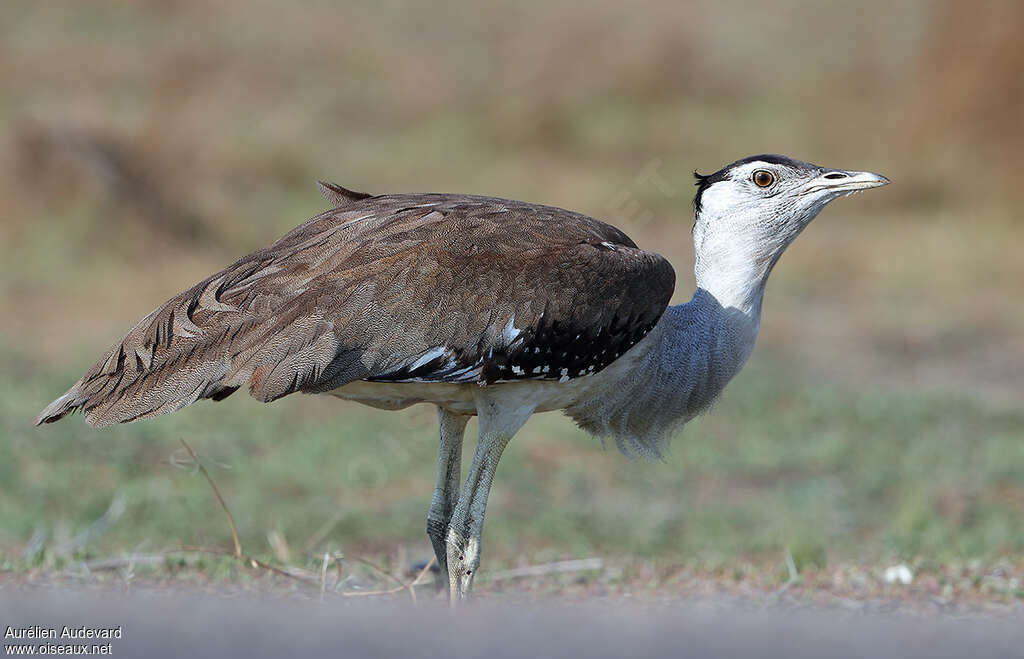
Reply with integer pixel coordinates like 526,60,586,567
1,0,1022,602
5,352,1023,597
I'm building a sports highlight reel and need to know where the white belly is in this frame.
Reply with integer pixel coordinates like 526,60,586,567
325,376,592,415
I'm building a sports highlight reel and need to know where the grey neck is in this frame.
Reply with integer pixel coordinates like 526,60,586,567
680,286,764,377
566,284,764,459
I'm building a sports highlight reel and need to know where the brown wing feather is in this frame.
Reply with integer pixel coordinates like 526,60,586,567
36,193,675,427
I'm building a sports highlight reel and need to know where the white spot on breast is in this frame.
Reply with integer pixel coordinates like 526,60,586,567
511,365,524,375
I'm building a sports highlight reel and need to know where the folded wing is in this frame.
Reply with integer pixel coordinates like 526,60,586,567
37,191,675,427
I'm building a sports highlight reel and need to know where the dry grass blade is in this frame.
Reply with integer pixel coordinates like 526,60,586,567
176,439,320,586
179,438,242,558
340,556,435,602
174,546,321,585
349,557,409,590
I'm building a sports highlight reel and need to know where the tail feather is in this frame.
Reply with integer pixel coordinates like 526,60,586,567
34,254,358,428
34,263,257,428
316,180,372,207
34,340,236,428
35,388,85,425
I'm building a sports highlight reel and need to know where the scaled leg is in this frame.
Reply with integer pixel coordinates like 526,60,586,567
426,407,468,578
445,394,533,602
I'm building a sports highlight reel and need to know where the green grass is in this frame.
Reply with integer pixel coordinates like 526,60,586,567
5,349,1022,573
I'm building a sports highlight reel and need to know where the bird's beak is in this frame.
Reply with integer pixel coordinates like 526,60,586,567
801,170,890,196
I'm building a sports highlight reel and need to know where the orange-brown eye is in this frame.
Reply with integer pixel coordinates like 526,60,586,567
752,170,775,187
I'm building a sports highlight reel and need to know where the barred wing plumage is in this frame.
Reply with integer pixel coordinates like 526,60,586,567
37,192,675,427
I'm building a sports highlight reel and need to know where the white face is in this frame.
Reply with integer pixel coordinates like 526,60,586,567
691,155,889,309
694,156,889,257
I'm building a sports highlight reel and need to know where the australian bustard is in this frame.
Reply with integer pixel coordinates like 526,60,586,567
37,154,888,600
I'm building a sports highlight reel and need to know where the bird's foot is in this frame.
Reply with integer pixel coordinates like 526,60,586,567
445,527,480,605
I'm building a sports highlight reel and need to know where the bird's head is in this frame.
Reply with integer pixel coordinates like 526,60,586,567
690,154,889,310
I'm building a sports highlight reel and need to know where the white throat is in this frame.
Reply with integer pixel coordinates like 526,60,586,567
692,175,822,315
692,211,774,317
693,235,771,316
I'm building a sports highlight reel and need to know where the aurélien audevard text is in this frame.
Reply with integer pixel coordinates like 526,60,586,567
5,626,123,640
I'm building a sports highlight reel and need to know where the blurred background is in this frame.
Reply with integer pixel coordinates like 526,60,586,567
2,0,1022,595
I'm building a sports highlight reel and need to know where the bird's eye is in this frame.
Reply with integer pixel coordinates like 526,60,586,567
752,170,775,188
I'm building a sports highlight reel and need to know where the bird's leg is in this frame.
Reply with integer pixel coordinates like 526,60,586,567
426,407,468,579
445,434,509,603
445,394,533,603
